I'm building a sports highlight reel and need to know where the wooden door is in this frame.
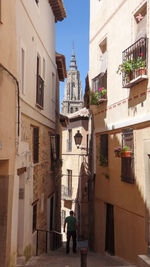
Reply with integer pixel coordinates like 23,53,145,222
105,203,115,255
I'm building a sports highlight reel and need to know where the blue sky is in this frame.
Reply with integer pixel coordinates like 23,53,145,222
55,0,90,111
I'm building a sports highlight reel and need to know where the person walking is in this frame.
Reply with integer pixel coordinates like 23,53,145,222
64,210,78,254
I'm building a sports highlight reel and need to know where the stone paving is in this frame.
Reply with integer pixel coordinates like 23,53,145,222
22,243,137,267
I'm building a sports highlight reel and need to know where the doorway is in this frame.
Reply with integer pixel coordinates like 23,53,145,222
105,203,115,255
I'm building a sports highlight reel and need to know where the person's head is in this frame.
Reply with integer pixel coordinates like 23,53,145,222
70,210,74,216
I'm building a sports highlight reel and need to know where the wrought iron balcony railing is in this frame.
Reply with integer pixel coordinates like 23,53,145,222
122,37,148,88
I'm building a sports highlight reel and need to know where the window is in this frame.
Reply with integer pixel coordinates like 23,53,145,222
121,128,134,184
35,0,39,5
36,56,44,108
21,48,25,94
92,71,107,93
67,169,72,197
33,127,39,163
99,134,108,166
32,203,37,232
92,37,107,96
67,129,72,152
134,3,147,41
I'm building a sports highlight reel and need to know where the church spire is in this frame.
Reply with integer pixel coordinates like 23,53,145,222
69,43,77,70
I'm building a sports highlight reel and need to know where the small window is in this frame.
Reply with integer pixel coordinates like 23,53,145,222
33,127,39,163
36,56,44,108
134,3,147,40
99,134,108,166
121,128,134,184
32,203,37,232
35,0,39,5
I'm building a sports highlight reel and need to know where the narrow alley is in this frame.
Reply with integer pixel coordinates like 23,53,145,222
19,243,136,267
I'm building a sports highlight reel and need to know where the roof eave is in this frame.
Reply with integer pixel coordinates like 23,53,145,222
49,0,67,22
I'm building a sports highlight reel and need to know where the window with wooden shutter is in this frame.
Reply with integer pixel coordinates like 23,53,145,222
99,134,108,166
121,128,134,184
33,127,39,163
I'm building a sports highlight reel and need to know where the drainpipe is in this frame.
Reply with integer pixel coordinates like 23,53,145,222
0,63,20,136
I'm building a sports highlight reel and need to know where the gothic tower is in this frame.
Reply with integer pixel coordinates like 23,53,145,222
61,47,83,115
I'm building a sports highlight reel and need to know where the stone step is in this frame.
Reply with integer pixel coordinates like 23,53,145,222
138,255,150,267
17,256,26,267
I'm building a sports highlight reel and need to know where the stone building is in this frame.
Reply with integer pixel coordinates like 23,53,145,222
61,48,83,115
89,0,150,264
61,108,89,241
0,1,66,266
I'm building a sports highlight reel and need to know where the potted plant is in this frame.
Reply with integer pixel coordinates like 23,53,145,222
114,146,122,157
90,87,107,105
117,59,134,82
121,145,131,158
133,53,146,77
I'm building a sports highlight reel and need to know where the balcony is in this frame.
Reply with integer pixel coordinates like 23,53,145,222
61,185,73,199
90,71,107,105
121,37,148,88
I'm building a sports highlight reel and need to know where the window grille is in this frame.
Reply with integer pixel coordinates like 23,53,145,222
100,134,108,166
33,127,39,163
121,128,134,184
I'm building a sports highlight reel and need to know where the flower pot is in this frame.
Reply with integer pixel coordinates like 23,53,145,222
135,67,146,77
114,151,121,158
121,151,131,158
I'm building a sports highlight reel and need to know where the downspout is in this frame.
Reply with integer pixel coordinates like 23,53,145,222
0,63,20,136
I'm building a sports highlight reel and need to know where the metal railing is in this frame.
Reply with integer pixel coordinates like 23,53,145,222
36,229,62,255
122,37,148,87
50,230,62,251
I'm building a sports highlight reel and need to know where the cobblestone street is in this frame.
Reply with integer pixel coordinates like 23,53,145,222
21,243,137,267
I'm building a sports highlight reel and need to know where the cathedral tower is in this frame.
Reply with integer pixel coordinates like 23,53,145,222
61,47,83,114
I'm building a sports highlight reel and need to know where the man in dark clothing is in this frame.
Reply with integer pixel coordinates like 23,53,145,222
64,210,77,254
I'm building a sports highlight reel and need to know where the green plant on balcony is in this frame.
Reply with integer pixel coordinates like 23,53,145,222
90,87,107,105
117,59,134,74
120,145,131,158
117,53,146,82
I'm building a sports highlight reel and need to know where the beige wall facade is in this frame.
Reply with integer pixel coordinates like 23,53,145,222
0,0,17,266
9,0,66,266
89,0,150,263
61,114,89,240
